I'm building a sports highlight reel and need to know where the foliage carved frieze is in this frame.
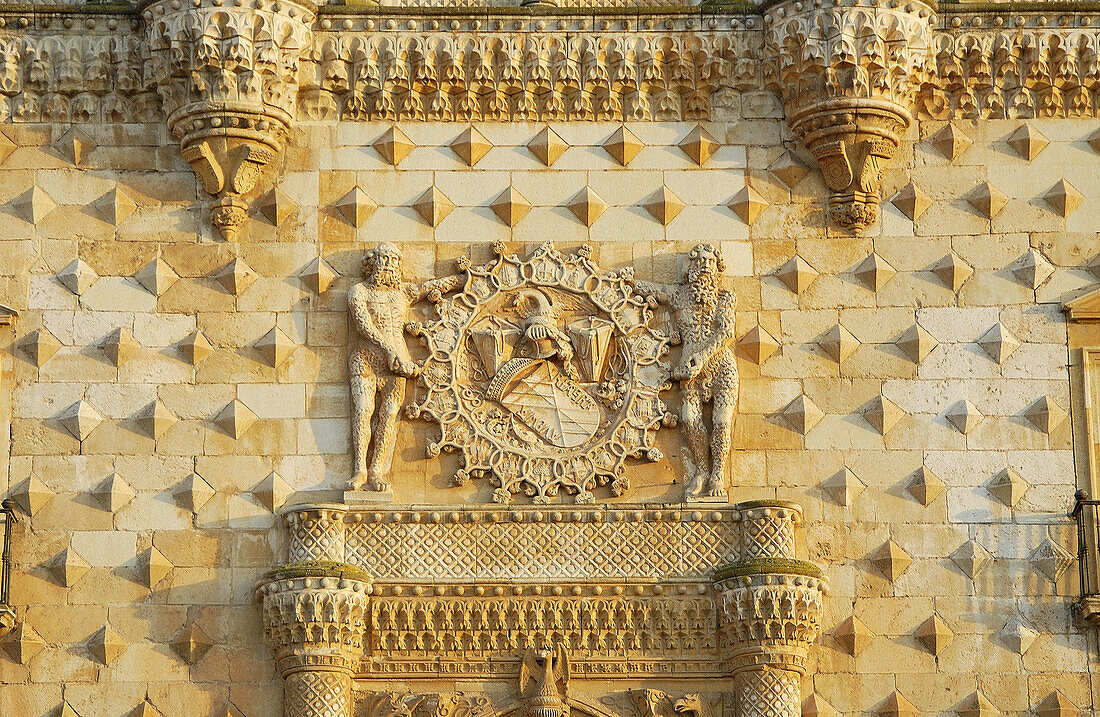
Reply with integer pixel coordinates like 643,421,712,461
406,243,671,504
302,29,761,122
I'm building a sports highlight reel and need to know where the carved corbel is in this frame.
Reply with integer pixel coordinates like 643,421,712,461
713,503,827,717
258,564,372,717
764,0,936,233
142,0,315,239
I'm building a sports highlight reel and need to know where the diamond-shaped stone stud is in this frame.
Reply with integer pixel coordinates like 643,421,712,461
870,540,913,582
88,625,127,666
142,546,174,588
52,548,90,587
968,182,1009,219
932,252,973,291
891,181,932,221
932,123,972,161
876,692,918,717
834,615,873,656
737,325,780,365
1024,395,1066,434
451,127,492,166
728,185,769,225
819,324,859,363
1007,123,1049,160
768,151,810,189
567,186,608,227
776,255,818,294
779,394,824,435
171,623,213,665
258,187,298,226
135,400,176,440
0,131,15,165
864,395,905,435
643,186,685,225
1031,536,1074,582
103,327,139,367
976,324,1020,364
53,126,96,165
373,126,415,166
57,259,98,296
2,623,45,664
214,400,257,440
413,186,455,227
802,695,838,717
1037,691,1077,717
176,473,215,512
1045,179,1083,218
213,258,257,296
945,399,983,435
332,186,377,228
19,329,62,366
895,324,938,363
255,472,292,513
13,185,55,223
952,539,993,579
603,126,644,166
822,467,865,506
957,691,999,717
93,186,137,225
854,253,897,292
1012,250,1054,290
256,327,296,368
131,701,164,717
94,474,136,513
11,477,54,516
1000,616,1037,654
914,614,953,656
135,258,178,297
490,187,532,227
300,257,337,295
528,126,568,167
907,466,945,506
178,330,214,365
678,125,720,165
56,400,104,441
988,467,1027,507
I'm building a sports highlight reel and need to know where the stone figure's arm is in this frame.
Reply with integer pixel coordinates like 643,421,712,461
631,279,676,306
406,274,464,303
348,285,398,365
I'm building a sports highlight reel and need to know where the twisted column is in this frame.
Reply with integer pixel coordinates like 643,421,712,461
764,0,936,233
717,503,827,717
259,571,371,717
141,0,314,239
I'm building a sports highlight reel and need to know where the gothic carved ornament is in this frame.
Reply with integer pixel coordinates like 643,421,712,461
260,501,827,717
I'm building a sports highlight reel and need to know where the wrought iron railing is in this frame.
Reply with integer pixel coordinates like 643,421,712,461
1071,491,1100,626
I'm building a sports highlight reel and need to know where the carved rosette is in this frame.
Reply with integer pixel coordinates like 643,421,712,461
764,0,935,233
714,503,826,717
142,0,315,239
259,571,371,717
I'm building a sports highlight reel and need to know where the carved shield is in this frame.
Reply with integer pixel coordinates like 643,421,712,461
470,318,522,374
488,357,600,449
566,317,614,382
812,140,853,191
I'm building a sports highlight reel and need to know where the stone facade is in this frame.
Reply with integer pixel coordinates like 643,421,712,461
0,1,1098,716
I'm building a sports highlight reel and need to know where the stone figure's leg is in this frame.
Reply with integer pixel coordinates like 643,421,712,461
367,375,406,491
349,369,377,490
707,378,736,498
681,388,708,497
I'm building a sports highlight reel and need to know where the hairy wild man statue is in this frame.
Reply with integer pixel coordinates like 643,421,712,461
347,243,461,492
634,244,738,500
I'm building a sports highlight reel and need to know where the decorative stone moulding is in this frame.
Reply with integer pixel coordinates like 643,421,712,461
142,0,316,239
260,500,826,717
764,0,936,233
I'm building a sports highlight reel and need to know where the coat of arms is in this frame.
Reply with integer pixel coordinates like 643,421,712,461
407,242,672,503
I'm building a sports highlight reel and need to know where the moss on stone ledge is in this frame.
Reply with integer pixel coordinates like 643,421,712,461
262,560,373,584
712,557,826,582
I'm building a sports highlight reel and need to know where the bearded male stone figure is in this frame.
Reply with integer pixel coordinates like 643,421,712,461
633,244,738,500
348,243,461,492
